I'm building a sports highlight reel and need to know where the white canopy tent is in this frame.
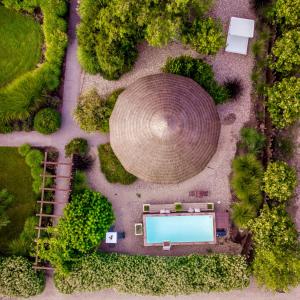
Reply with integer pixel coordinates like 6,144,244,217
225,17,255,55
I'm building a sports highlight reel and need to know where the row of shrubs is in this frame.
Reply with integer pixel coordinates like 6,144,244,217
0,0,67,132
163,56,242,104
263,0,300,128
54,253,249,295
77,0,225,80
18,144,53,194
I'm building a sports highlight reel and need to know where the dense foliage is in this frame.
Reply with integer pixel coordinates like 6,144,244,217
0,256,45,297
163,56,229,104
0,0,67,131
55,253,249,295
249,205,300,291
98,143,137,185
240,127,265,154
0,189,13,230
33,108,61,134
269,30,300,75
181,18,225,55
77,0,223,79
38,189,114,273
266,77,300,128
230,154,264,229
263,161,297,202
74,89,123,133
65,138,88,157
268,0,300,28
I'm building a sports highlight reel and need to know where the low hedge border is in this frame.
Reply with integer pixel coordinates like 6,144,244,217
55,253,249,295
0,0,68,129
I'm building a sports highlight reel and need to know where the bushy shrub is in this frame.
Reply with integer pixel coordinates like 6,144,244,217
25,149,43,167
0,189,14,230
240,127,265,154
223,78,243,100
0,0,67,127
77,0,222,79
263,161,297,202
71,170,88,195
0,256,45,297
273,135,295,161
181,18,225,55
54,253,249,295
269,30,300,75
38,189,115,273
98,143,137,185
34,108,61,134
163,56,229,104
65,138,88,157
18,143,31,157
231,202,257,229
9,216,37,256
249,205,300,291
74,89,123,133
268,0,300,28
266,77,300,129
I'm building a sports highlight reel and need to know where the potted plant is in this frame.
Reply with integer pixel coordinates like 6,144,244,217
207,203,214,210
174,202,182,212
143,204,150,213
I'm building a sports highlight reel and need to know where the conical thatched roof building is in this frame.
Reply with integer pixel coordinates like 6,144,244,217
109,73,220,184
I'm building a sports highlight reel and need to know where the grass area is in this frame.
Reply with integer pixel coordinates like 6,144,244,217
0,147,36,253
98,143,137,185
0,6,42,88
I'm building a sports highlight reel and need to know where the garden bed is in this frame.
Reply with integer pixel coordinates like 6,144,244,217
0,147,36,253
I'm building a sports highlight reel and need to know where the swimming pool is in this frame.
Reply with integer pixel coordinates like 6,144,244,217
144,213,216,245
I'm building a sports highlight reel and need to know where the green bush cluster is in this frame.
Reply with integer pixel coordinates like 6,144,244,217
8,216,37,256
54,253,249,295
38,189,115,273
65,138,89,157
0,189,14,230
163,56,229,104
0,256,45,298
77,0,223,80
20,145,53,194
249,205,300,292
266,77,300,129
33,108,61,134
240,127,265,155
0,0,67,129
98,143,137,185
263,161,297,203
230,154,264,229
74,89,123,133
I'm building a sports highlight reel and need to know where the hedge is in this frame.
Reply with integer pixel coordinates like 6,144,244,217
55,253,249,295
0,0,68,126
33,108,61,134
0,256,45,298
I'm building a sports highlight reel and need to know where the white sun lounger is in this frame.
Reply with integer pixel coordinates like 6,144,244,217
225,17,255,55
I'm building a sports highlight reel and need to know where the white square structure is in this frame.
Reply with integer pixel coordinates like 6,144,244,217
106,232,117,243
225,17,255,55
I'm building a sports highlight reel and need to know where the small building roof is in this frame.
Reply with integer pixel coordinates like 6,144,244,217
229,17,255,38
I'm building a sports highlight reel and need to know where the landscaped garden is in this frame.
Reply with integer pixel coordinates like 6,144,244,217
0,0,68,134
0,6,42,88
0,147,36,253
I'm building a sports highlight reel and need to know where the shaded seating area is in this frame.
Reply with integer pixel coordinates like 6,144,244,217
225,17,255,55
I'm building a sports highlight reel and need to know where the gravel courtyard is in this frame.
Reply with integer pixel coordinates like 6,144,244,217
81,0,255,255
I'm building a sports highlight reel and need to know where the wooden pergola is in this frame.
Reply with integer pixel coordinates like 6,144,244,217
33,151,73,271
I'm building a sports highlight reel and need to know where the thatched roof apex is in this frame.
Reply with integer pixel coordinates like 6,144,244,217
109,73,220,184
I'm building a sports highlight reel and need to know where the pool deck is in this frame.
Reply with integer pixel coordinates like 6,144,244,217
143,212,217,246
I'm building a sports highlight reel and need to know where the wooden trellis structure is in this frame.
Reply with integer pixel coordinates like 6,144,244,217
33,151,73,271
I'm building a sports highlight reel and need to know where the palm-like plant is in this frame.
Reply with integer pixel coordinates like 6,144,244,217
231,203,257,229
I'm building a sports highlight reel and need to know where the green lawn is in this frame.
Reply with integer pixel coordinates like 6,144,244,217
98,143,137,185
0,6,42,87
0,147,36,253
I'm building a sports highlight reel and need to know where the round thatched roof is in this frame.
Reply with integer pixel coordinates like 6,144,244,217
109,73,220,184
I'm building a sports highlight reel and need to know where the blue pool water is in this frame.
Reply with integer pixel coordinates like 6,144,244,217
145,215,215,244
